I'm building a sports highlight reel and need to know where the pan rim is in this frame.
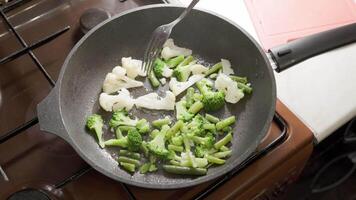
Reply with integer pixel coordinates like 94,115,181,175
57,4,276,189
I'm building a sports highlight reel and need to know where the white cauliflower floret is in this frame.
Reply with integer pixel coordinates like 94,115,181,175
191,64,208,75
102,72,143,94
99,89,134,112
169,74,204,96
221,59,235,75
162,66,173,78
121,57,146,78
161,39,192,60
112,66,126,78
159,78,167,85
135,91,175,110
215,73,244,103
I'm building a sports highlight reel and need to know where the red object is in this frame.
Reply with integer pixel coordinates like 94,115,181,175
244,0,356,50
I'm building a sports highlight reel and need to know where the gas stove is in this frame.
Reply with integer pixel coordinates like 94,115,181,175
0,1,314,199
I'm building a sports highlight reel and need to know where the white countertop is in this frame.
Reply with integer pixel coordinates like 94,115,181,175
168,0,356,142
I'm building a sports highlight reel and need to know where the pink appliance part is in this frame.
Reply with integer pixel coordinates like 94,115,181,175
244,0,356,50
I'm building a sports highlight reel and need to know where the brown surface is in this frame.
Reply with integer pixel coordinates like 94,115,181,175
0,0,313,199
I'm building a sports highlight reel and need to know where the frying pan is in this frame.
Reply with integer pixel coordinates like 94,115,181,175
36,4,356,189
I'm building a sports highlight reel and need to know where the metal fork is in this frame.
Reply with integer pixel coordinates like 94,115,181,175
142,0,200,74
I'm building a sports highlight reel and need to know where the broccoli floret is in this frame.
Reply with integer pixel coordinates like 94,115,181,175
196,79,225,111
109,109,137,128
171,135,183,146
191,133,215,149
147,125,170,159
175,99,194,121
86,114,105,148
173,64,192,82
185,87,195,108
136,119,150,134
127,128,143,152
195,145,209,158
166,55,184,68
153,58,166,78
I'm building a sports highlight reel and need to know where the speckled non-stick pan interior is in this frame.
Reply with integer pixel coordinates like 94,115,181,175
46,5,276,189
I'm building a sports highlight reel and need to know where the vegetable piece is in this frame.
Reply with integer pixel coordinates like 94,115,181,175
191,64,208,75
205,62,222,76
127,128,143,152
159,78,167,85
222,126,233,133
109,109,138,128
141,141,149,157
215,73,244,103
214,132,233,149
135,91,176,110
161,39,192,60
119,125,135,132
166,55,184,68
177,55,194,68
205,114,220,123
237,82,253,94
195,146,209,158
153,58,173,78
209,73,218,79
220,145,230,152
163,165,207,176
169,75,204,96
221,59,235,75
168,144,184,152
175,100,194,121
86,114,105,148
139,163,150,174
170,160,181,166
147,125,170,159
188,101,204,114
230,75,248,84
149,129,160,139
191,134,214,148
180,152,208,168
166,120,184,139
119,150,141,160
213,150,232,158
173,62,195,82
149,164,158,172
185,87,195,108
121,57,146,78
193,93,203,101
115,128,123,139
118,156,141,167
103,72,143,94
152,117,171,128
216,116,236,130
206,155,225,165
136,119,150,134
203,123,216,132
99,88,134,112
120,162,135,173
148,71,160,88
104,138,128,148
196,79,225,111
171,135,183,146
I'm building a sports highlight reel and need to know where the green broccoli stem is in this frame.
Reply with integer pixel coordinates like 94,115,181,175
120,162,135,173
188,101,204,114
139,163,150,174
148,71,160,88
167,55,185,68
177,55,194,67
205,114,220,123
183,135,191,152
119,150,141,160
119,125,135,132
203,123,216,131
104,138,128,148
94,127,105,148
214,132,233,149
216,116,236,130
213,150,232,158
185,87,195,108
166,120,184,139
220,145,230,152
205,62,222,76
169,160,181,166
168,144,184,152
141,142,149,157
171,135,183,146
149,164,158,172
230,75,248,84
209,73,218,79
237,82,253,94
150,129,160,139
118,156,141,167
152,117,171,128
222,126,233,133
206,155,225,164
163,165,207,175
115,128,123,139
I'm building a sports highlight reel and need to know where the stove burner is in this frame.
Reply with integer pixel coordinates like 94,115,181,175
7,189,51,200
79,8,110,34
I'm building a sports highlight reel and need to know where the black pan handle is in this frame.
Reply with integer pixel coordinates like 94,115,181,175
269,22,356,72
37,86,71,143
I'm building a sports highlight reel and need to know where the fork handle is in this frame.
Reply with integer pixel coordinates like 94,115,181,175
170,0,200,25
